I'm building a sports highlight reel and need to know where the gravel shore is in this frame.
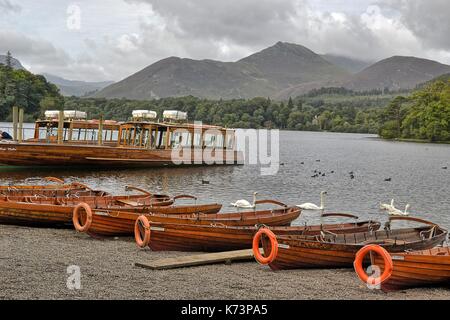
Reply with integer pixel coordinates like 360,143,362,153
1,224,449,300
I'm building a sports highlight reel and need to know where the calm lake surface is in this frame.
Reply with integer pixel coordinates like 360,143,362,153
0,123,449,229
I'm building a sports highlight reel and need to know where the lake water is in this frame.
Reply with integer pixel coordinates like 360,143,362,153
0,123,449,229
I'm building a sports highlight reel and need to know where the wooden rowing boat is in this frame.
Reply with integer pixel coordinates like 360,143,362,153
74,201,301,237
0,177,68,190
356,245,450,291
0,178,119,199
0,191,219,227
136,213,380,252
0,186,109,198
257,217,447,270
0,177,97,196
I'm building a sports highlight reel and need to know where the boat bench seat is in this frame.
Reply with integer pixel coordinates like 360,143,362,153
116,199,142,207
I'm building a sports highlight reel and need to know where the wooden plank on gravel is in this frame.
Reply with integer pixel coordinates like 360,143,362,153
135,249,255,270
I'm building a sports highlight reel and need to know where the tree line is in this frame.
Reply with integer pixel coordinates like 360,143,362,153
0,51,62,122
379,79,450,142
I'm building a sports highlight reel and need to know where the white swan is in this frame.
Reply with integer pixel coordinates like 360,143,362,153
387,204,410,216
230,192,258,209
380,199,395,211
297,191,327,211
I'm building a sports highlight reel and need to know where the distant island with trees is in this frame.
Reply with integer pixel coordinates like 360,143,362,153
1,51,449,143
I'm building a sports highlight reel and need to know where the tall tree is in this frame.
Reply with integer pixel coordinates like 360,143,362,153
5,51,13,70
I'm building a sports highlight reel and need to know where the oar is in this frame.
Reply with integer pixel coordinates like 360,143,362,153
124,185,152,196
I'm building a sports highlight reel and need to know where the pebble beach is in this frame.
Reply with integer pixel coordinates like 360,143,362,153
1,224,449,300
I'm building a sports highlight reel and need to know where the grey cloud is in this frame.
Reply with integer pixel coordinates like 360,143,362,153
3,0,449,82
0,31,71,71
380,0,450,50
124,0,406,63
0,0,21,14
126,0,309,50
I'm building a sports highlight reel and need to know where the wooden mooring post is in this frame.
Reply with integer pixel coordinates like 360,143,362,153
18,108,24,143
12,106,18,141
57,110,64,144
98,115,103,145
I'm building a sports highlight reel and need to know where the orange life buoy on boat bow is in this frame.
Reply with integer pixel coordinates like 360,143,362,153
134,215,150,248
354,244,393,286
252,227,279,265
72,202,93,232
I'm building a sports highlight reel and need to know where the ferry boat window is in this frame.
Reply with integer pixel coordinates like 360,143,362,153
226,133,234,149
110,130,118,142
204,133,213,147
149,128,157,149
156,129,164,149
134,127,142,146
170,131,179,148
181,131,191,147
90,129,97,141
75,128,81,140
171,129,190,148
193,131,202,147
161,130,168,149
141,129,150,148
204,130,222,148
127,128,135,146
120,128,127,145
217,132,224,148
38,127,49,139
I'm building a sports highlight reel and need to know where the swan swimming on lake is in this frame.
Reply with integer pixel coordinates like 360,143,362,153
380,199,395,211
387,204,410,216
230,192,258,209
297,191,327,211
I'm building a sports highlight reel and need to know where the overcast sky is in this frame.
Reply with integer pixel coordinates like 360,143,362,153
1,0,449,82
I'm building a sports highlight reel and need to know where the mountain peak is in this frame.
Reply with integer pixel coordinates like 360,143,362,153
95,42,349,100
344,55,450,91
242,41,319,62
237,41,348,91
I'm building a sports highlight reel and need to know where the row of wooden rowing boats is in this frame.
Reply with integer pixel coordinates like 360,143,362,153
0,178,448,292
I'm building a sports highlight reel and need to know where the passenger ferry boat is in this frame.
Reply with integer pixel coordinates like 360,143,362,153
0,109,243,167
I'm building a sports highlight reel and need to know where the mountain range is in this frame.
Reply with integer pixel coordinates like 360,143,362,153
5,42,450,101
42,73,114,97
94,42,450,100
0,54,113,97
94,42,350,100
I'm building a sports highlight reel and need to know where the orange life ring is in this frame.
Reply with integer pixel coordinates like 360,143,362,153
252,227,279,265
72,202,93,232
354,244,393,286
134,215,150,248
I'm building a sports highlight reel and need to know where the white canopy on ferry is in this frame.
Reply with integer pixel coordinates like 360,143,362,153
64,110,87,119
44,110,87,120
132,110,157,119
163,110,188,121
44,110,60,119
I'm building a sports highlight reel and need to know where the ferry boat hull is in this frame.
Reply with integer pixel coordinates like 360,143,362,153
0,142,243,167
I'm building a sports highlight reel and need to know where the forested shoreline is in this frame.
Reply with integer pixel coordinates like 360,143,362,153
1,53,449,142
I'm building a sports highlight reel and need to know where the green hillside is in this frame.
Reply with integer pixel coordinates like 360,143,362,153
379,79,450,142
0,55,62,121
